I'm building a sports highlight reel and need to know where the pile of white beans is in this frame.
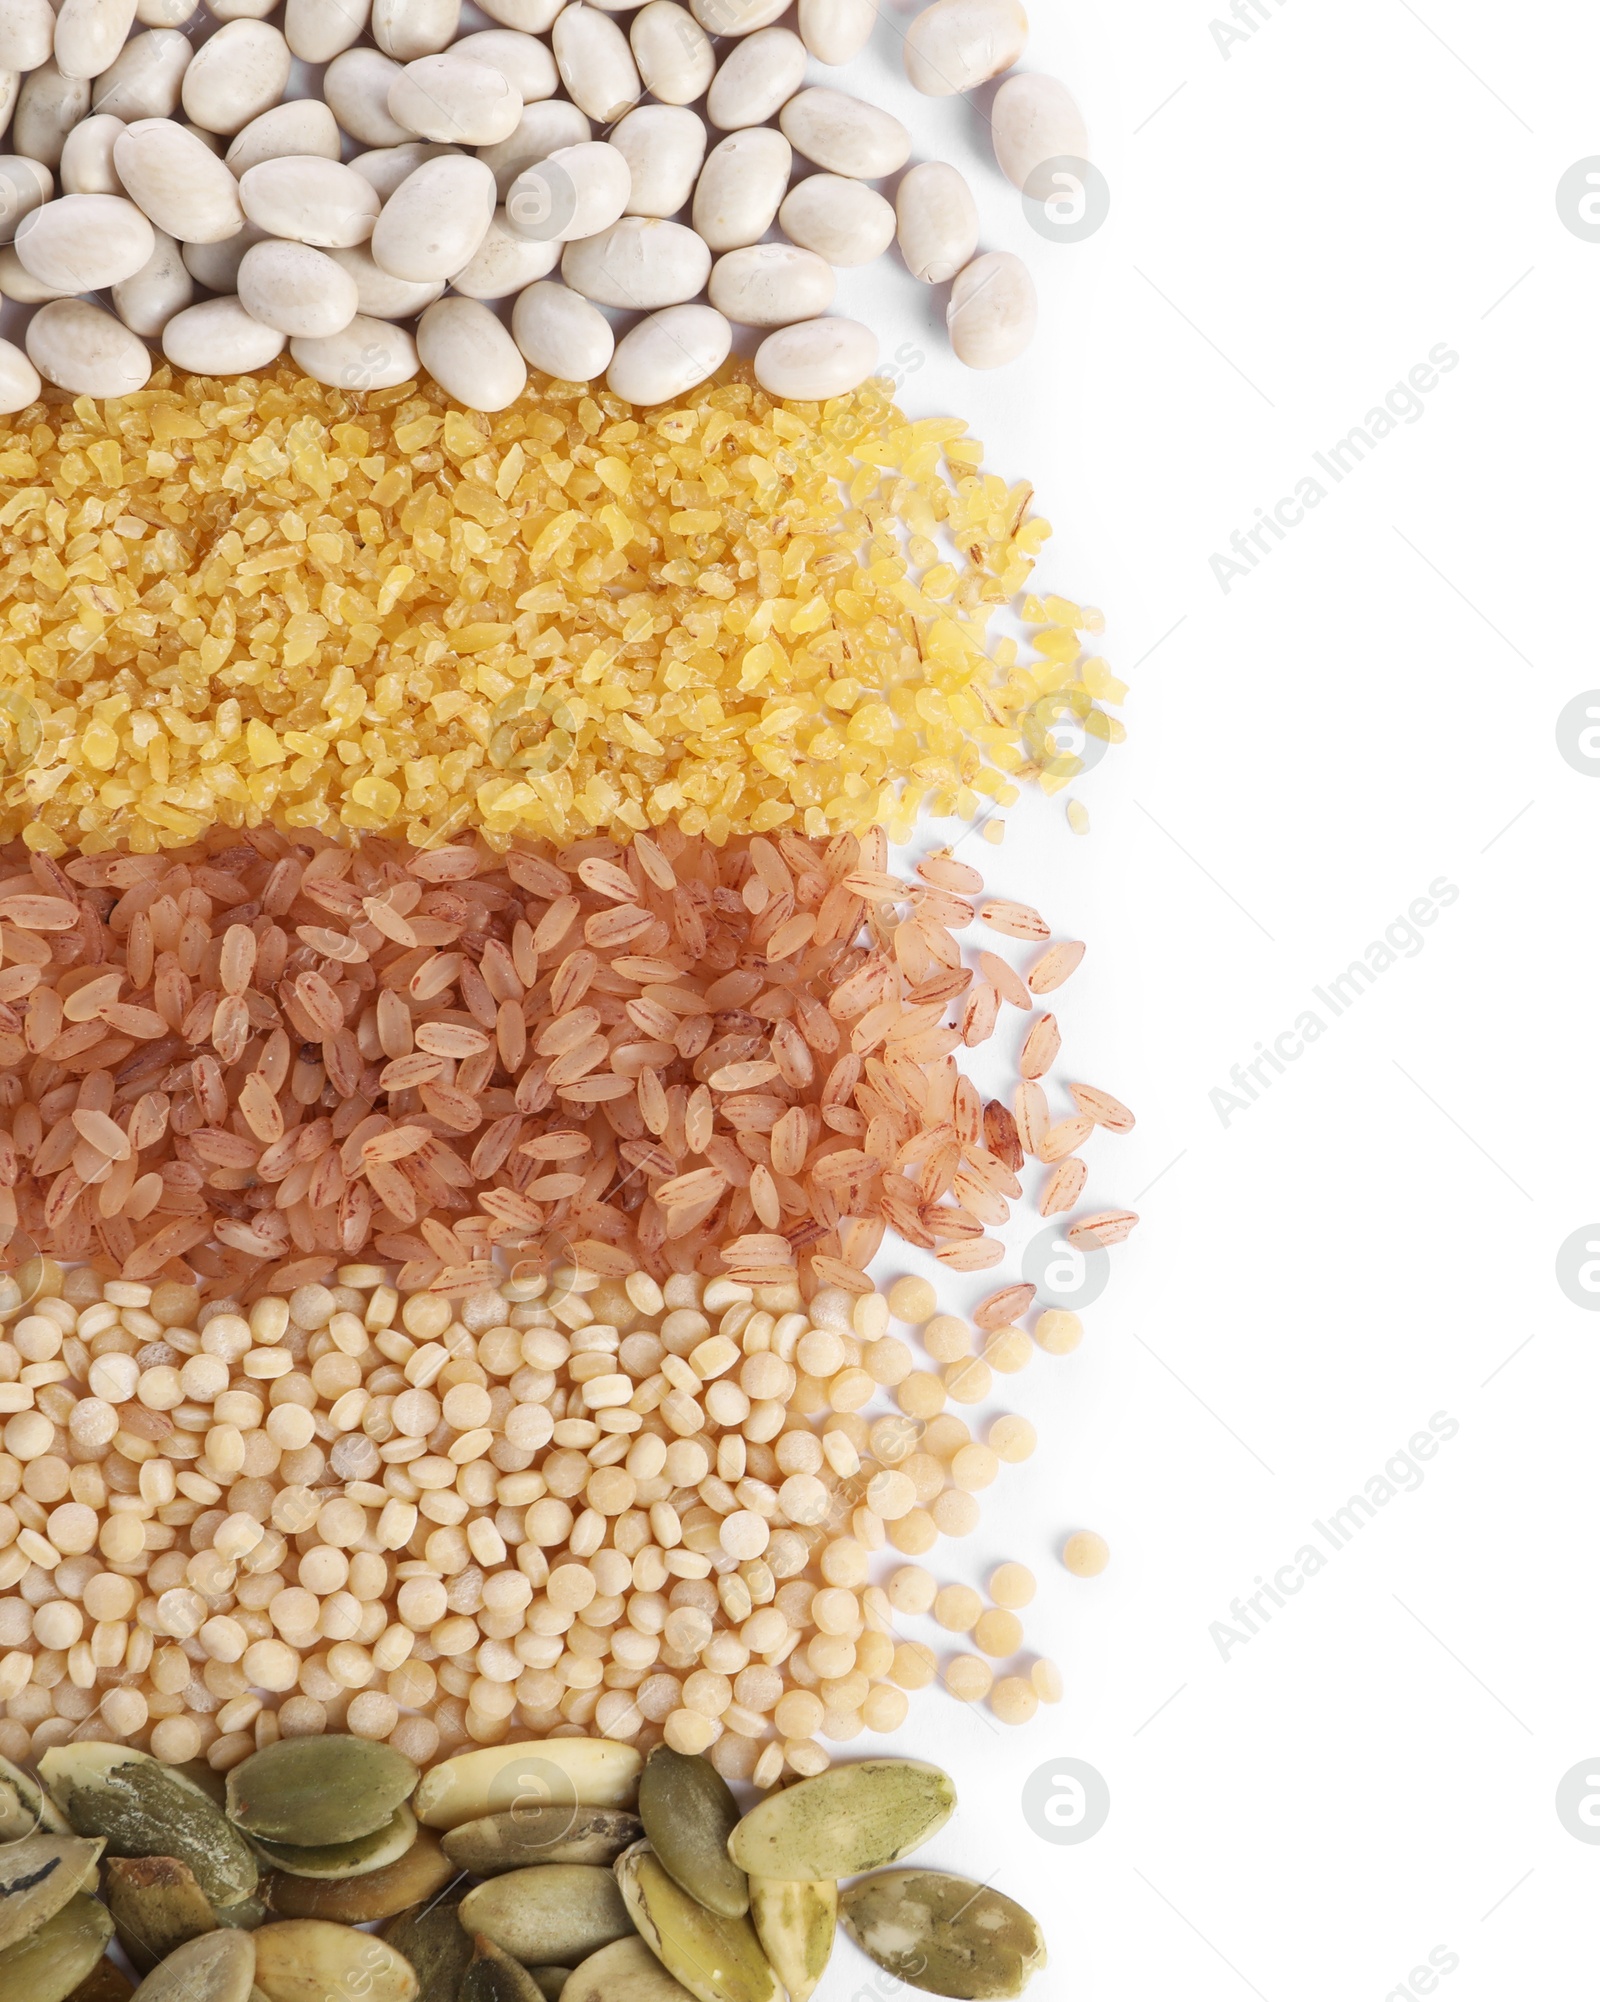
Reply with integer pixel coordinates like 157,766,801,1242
0,0,1081,412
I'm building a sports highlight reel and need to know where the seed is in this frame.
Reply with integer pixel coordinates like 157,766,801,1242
254,1801,420,1883
988,1562,1036,1609
414,1741,642,1832
226,1736,418,1849
562,1935,704,2002
839,1870,1046,1999
382,1894,473,2002
266,1825,454,1926
727,1759,955,1881
748,1877,836,2002
124,1929,255,2002
0,1747,70,1841
459,1864,634,1968
442,1808,643,1877
1063,1531,1110,1578
615,1844,779,2002
0,1830,105,1952
253,1920,419,2002
638,1746,749,1919
0,1892,115,2002
40,1744,258,1912
460,1934,550,2002
103,1855,219,1974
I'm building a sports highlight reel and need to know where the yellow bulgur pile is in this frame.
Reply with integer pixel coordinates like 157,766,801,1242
0,365,1123,857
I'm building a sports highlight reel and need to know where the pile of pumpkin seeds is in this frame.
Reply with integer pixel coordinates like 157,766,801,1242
0,1728,1045,2000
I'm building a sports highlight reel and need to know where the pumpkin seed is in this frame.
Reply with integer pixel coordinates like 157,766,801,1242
40,1743,259,1911
637,1749,747,1920
614,1845,778,2002
442,1807,642,1874
0,1891,112,2002
0,1828,104,1953
215,1897,268,1931
252,1919,419,2002
460,1864,633,1968
460,1932,548,2002
563,1937,697,2002
414,1742,641,1832
63,1955,134,2002
265,1825,455,1925
527,1971,571,2002
227,1737,419,1849
175,1762,230,1810
134,1930,257,2002
253,1802,420,1881
839,1870,1047,1999
726,1760,956,1881
103,1854,216,1972
382,1892,473,2002
0,1748,69,1840
748,1877,835,2002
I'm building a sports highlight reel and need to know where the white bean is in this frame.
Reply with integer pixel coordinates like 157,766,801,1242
115,116,244,238
326,239,441,315
181,20,290,136
136,0,194,20
15,190,153,288
0,242,67,297
612,104,702,218
477,99,587,198
238,236,358,335
606,300,729,403
225,99,341,174
290,312,418,388
510,276,610,379
797,0,874,65
690,0,788,33
448,204,557,295
238,155,380,246
451,29,557,102
561,215,709,309
692,124,788,251
0,71,16,146
0,0,52,74
709,242,833,327
162,294,285,371
26,297,151,395
416,294,525,409
779,172,893,267
991,71,1085,192
322,48,410,148
284,0,372,65
15,65,93,168
92,29,191,121
0,155,50,243
370,149,493,277
371,0,459,59
903,0,1026,96
707,26,804,130
348,139,455,199
110,222,190,331
61,112,124,193
504,137,626,243
473,0,559,27
551,3,638,125
755,315,877,399
388,53,521,145
779,88,910,180
54,0,137,82
895,160,978,282
946,248,1035,367
0,335,38,411
180,217,263,287
630,2,712,107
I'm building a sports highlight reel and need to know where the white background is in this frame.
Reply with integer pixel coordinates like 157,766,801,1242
809,4,1600,2000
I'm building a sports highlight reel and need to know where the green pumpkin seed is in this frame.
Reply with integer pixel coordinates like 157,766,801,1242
839,1870,1047,1999
727,1760,955,1881
252,1802,419,1881
103,1854,217,1972
748,1877,835,2002
414,1742,641,1832
0,1891,112,2002
614,1844,777,2002
39,1743,258,1911
63,1955,134,2002
383,1893,473,2002
0,1828,104,1952
637,1749,747,1920
0,1748,68,1841
133,1932,257,2002
442,1807,642,1874
214,1897,267,1932
253,1920,419,2002
562,1938,696,2002
460,1864,633,1968
227,1737,419,1850
265,1825,455,1926
461,1933,548,2002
